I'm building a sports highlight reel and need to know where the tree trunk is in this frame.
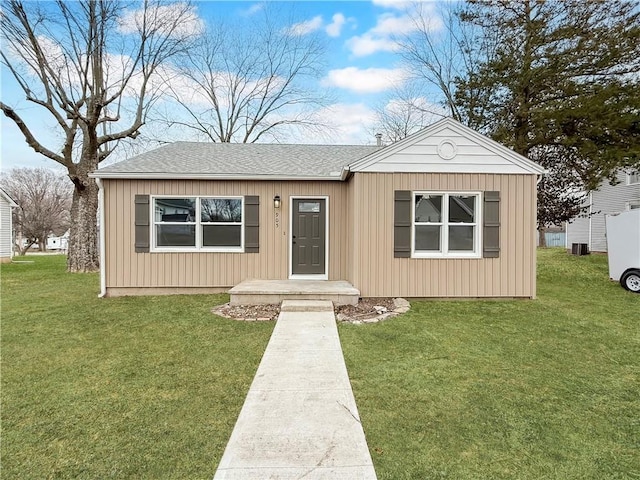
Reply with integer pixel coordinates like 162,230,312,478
538,226,547,248
67,173,99,272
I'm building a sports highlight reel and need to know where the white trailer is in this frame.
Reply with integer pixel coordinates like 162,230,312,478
605,209,640,293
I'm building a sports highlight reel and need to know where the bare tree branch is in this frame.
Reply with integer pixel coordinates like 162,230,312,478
156,5,330,144
1,0,200,271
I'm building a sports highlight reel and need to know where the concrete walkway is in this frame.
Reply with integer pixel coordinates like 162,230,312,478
213,300,377,480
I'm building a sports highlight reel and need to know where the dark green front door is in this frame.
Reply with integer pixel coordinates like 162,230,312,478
292,199,326,275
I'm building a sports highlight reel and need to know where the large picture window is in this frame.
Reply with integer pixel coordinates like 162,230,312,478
413,192,480,257
153,196,243,251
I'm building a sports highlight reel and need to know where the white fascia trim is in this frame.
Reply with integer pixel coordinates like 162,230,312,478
96,178,107,298
89,172,345,181
0,189,18,207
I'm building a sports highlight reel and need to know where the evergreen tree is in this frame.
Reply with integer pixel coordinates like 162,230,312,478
455,0,640,241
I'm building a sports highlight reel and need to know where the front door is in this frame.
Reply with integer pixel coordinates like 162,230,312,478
291,198,326,275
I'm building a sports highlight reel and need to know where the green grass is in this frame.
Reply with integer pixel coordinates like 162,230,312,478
1,255,274,479
340,249,640,479
2,251,639,479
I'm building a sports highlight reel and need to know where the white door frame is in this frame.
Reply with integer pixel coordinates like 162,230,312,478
288,195,329,280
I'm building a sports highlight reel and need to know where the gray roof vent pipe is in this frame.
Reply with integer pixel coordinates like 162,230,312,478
375,133,383,147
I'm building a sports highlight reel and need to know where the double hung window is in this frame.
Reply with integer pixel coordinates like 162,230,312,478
153,196,243,251
413,192,480,257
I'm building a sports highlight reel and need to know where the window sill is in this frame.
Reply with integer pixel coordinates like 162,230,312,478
412,252,481,259
151,247,244,253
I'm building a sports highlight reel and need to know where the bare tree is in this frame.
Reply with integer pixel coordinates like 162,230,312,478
374,84,447,144
392,1,499,132
158,6,330,143
1,168,72,255
1,0,200,271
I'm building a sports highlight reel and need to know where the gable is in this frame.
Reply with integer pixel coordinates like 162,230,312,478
0,188,17,208
350,118,546,175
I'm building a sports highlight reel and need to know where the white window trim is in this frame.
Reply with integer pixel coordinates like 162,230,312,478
628,172,640,185
411,191,482,259
627,201,640,210
151,195,244,253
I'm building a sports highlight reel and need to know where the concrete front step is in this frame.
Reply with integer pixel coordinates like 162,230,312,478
229,280,359,306
280,300,334,312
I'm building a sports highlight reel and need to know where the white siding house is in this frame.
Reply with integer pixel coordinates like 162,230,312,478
0,188,18,262
567,171,640,252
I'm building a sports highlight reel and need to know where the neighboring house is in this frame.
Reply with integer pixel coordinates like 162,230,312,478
566,170,640,252
90,118,545,299
47,230,70,252
0,188,18,263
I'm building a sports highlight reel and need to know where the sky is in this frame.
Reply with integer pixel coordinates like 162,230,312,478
0,0,446,171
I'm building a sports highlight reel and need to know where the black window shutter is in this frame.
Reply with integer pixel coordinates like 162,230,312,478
244,195,259,253
134,194,150,253
483,191,500,258
394,190,412,258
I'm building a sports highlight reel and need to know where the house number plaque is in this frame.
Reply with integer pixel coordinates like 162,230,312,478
275,211,280,228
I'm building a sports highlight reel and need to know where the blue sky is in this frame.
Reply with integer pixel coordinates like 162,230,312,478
1,0,445,171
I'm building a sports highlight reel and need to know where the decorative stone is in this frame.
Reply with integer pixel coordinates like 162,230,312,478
393,297,410,309
394,306,410,314
373,305,388,314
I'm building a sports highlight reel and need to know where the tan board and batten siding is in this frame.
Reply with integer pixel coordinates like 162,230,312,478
103,180,351,296
349,173,537,298
99,118,543,298
103,173,537,298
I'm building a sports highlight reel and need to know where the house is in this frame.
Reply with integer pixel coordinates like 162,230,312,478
0,188,18,263
90,118,545,299
566,170,640,252
46,230,69,252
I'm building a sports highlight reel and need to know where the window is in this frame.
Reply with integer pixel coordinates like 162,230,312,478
153,196,243,251
413,192,480,257
628,201,640,210
628,172,640,185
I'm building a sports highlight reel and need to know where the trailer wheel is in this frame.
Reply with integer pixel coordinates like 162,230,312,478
620,269,640,293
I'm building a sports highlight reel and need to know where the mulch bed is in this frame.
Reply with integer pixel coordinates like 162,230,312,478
213,296,408,323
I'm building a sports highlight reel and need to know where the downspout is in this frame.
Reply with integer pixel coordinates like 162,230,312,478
588,191,593,251
96,177,106,298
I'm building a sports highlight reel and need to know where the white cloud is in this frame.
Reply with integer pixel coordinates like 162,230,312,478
287,15,323,36
322,67,407,94
372,0,434,10
118,2,204,38
345,34,398,57
314,103,379,144
371,0,409,9
371,13,418,35
325,13,346,37
242,3,264,16
346,6,442,57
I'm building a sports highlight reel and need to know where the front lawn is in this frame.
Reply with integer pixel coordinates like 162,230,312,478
340,249,640,479
2,251,638,479
0,255,274,479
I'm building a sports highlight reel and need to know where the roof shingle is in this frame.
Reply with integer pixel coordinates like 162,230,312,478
94,142,379,179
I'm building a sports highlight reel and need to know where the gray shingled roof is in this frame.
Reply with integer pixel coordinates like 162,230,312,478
93,142,379,179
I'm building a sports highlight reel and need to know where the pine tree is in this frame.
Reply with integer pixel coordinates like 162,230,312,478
455,0,640,242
